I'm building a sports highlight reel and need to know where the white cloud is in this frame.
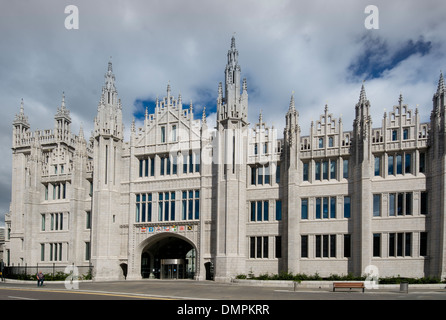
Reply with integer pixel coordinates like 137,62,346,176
0,0,445,223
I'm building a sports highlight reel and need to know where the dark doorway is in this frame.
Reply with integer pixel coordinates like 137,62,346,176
204,262,214,280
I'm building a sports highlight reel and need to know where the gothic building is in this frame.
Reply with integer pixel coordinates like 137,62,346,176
4,37,446,281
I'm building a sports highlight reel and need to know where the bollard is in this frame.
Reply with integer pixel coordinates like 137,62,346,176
400,282,409,293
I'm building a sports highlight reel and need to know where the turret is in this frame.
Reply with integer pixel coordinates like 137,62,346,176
217,36,248,124
94,58,123,140
54,92,72,141
13,99,30,147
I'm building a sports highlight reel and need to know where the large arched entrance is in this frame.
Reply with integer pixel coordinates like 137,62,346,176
140,234,196,279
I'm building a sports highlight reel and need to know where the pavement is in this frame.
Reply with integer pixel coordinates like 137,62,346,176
0,279,444,318
0,279,446,320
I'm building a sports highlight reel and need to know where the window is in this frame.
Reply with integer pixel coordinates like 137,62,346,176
392,129,398,141
315,162,321,180
249,236,269,259
314,159,336,181
40,243,45,262
195,152,200,173
183,154,188,173
301,235,308,258
373,233,381,257
251,164,273,185
182,190,200,220
264,165,270,184
276,164,280,184
50,213,63,231
344,234,351,258
85,242,91,260
405,193,412,215
389,192,412,216
49,243,63,261
343,159,349,179
315,198,321,219
301,198,308,219
396,154,402,174
250,200,269,222
303,162,309,181
322,161,328,180
136,193,153,222
420,232,428,256
86,211,91,229
328,136,334,147
389,232,412,257
330,197,336,218
419,152,426,173
171,125,177,142
315,197,336,219
373,194,381,217
319,137,324,148
315,234,336,258
139,157,155,178
41,214,46,231
139,159,144,177
158,192,175,221
420,192,428,214
344,196,351,218
160,155,166,175
388,155,394,175
275,236,282,258
275,200,282,221
330,160,336,179
403,128,409,140
388,193,395,216
172,156,178,175
374,156,381,176
161,126,166,143
405,153,411,174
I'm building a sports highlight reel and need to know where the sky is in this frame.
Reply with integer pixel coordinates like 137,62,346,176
0,0,445,225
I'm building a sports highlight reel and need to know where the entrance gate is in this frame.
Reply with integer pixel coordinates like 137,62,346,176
140,234,196,279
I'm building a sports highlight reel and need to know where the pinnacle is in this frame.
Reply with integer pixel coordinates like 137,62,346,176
289,92,296,111
437,71,445,94
359,82,367,102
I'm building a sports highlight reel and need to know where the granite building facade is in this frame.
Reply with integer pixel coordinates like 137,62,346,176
4,37,446,281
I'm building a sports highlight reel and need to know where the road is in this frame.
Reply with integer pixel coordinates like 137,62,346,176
0,279,444,318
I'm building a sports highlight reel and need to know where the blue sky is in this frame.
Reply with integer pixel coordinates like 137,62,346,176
0,0,445,223
348,35,433,81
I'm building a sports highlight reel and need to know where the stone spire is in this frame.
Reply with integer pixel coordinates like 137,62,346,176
94,58,123,139
101,57,118,106
359,82,367,103
13,98,30,128
437,71,445,94
202,106,206,124
355,81,370,121
288,91,296,112
55,92,71,121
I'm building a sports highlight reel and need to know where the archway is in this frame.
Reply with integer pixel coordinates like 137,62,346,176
140,233,196,279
